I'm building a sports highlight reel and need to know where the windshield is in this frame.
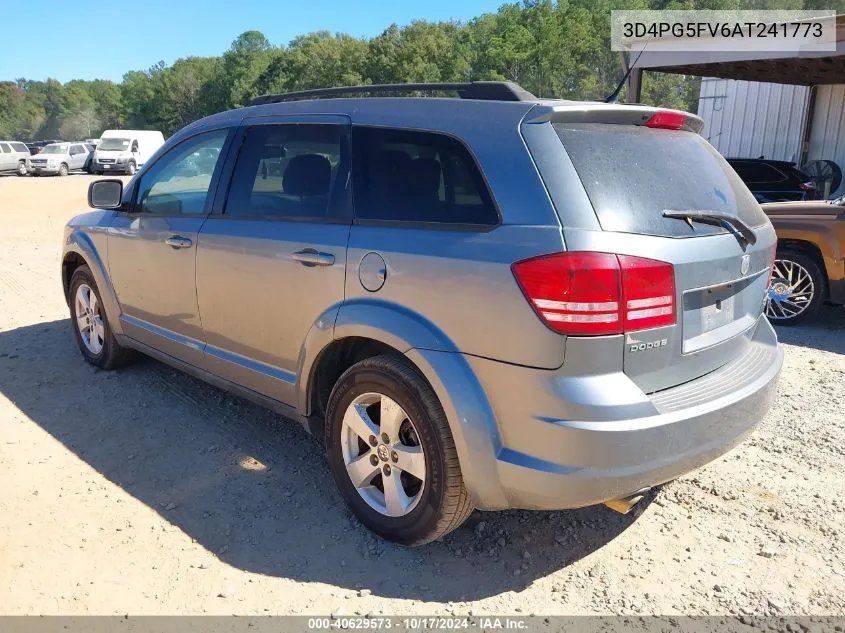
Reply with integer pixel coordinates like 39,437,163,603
42,144,68,154
98,138,131,151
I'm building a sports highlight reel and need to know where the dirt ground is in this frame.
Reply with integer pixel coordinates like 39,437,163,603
0,175,843,616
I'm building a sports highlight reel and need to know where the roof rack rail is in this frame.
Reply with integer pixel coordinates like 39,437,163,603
248,81,536,106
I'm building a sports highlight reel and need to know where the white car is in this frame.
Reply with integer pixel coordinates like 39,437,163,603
28,142,92,177
92,130,165,175
0,141,32,176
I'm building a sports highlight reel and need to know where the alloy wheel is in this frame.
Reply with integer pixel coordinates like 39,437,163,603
75,283,105,355
340,392,427,517
766,258,815,321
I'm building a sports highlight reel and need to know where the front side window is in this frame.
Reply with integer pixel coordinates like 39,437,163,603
136,129,228,215
70,145,84,155
225,124,344,219
351,127,498,225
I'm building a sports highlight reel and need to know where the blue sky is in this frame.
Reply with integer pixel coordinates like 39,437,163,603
3,0,502,83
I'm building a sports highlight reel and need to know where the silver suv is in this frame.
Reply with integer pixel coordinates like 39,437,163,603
62,82,783,545
29,142,92,176
0,141,32,176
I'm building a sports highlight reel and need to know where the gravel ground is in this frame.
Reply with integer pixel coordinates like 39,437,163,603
0,175,843,616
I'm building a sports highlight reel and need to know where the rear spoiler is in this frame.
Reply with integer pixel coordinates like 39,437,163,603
523,103,704,134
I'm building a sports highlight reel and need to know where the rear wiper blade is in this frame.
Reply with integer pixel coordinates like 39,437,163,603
662,209,757,245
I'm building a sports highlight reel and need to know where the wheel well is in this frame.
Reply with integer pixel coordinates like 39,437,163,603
777,239,829,293
308,337,404,420
62,253,86,304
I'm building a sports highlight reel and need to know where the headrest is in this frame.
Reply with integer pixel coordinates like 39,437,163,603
283,154,331,196
410,158,441,196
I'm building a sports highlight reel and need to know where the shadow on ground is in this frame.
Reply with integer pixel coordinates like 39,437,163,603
773,305,845,355
0,318,646,601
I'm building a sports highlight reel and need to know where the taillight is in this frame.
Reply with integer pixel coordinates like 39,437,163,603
645,111,687,130
798,181,816,191
512,252,676,336
618,255,675,331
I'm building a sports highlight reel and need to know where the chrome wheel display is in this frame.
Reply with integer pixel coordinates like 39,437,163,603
766,258,815,321
340,392,426,517
75,283,105,355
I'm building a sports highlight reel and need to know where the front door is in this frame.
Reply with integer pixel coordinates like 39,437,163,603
108,128,232,366
195,116,351,406
68,144,87,170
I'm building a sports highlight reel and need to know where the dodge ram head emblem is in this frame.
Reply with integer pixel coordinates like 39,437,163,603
741,254,751,276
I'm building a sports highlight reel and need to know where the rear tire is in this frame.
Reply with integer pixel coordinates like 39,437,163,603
325,355,473,546
69,265,134,369
766,248,826,325
58,163,68,177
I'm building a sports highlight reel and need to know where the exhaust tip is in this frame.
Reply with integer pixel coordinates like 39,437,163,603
604,488,650,514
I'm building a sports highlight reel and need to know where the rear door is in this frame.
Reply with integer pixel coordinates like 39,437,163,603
0,143,12,171
195,115,351,406
528,113,777,393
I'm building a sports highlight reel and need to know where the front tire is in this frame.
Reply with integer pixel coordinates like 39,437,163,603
766,248,826,325
325,355,473,546
127,161,136,175
16,161,27,176
58,163,68,177
69,265,134,369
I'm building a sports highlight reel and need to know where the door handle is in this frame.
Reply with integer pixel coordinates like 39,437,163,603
164,235,193,249
292,249,335,267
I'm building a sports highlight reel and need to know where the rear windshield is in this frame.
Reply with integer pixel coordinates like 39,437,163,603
554,123,767,238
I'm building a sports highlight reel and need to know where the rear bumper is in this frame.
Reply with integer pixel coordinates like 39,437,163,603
464,317,782,510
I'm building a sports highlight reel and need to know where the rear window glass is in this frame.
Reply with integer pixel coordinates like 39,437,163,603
554,123,767,238
729,161,786,184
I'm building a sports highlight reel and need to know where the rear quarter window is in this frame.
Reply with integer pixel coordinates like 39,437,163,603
352,126,498,226
11,143,28,153
554,123,767,238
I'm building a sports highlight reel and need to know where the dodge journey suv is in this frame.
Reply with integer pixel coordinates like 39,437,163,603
62,82,783,545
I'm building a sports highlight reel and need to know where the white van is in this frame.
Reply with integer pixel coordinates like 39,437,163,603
92,130,165,175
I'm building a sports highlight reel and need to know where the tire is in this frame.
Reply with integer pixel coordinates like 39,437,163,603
69,265,134,369
127,161,136,175
94,171,103,176
325,355,473,546
16,161,27,176
766,248,826,325
58,163,68,177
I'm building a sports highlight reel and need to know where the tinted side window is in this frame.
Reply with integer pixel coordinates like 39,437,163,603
0,143,10,153
136,129,228,215
11,143,28,153
731,162,785,184
70,145,84,155
352,127,498,225
225,124,343,219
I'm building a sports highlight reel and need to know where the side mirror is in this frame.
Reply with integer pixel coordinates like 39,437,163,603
88,179,124,209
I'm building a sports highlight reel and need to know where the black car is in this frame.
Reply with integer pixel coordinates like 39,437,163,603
26,140,62,155
727,158,817,203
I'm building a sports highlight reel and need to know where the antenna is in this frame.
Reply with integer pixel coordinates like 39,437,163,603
604,46,646,104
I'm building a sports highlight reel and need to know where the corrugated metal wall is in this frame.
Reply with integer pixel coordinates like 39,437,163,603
807,85,845,197
698,78,809,162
